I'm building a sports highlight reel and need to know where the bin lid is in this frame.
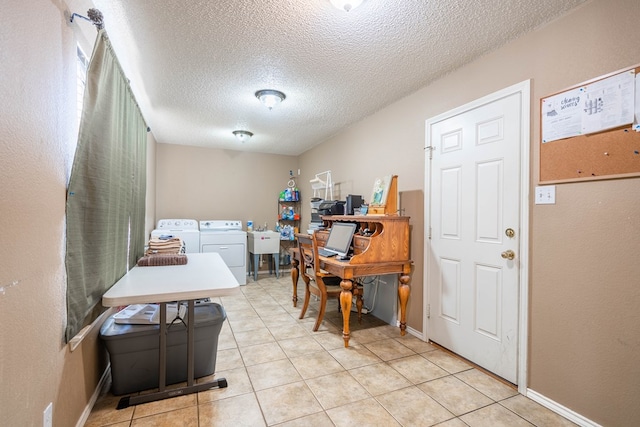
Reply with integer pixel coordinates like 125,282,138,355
99,302,226,340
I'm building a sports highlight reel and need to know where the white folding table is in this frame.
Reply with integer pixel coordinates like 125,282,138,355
102,252,240,409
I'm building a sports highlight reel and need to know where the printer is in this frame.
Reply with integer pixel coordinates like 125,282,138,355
318,200,345,216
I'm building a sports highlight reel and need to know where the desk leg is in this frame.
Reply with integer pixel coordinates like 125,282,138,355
398,274,411,336
291,258,299,307
340,279,353,347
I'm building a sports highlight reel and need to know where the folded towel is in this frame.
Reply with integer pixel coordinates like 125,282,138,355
137,254,188,266
148,243,182,250
145,237,185,256
144,246,186,255
148,237,182,247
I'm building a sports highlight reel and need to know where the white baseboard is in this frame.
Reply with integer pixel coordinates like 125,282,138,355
69,308,117,352
75,365,111,427
526,388,602,427
405,325,422,338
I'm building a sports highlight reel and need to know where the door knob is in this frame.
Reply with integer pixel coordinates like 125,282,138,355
501,250,515,260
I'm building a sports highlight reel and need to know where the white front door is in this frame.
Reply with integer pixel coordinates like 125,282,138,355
425,82,529,384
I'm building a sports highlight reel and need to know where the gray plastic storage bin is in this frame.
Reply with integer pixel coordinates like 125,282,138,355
100,302,226,395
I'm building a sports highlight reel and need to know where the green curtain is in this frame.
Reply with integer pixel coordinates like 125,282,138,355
65,29,147,342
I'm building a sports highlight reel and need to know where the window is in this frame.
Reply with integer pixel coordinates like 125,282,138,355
76,44,89,132
65,32,147,342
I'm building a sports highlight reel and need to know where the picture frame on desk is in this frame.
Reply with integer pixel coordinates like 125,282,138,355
368,175,398,216
370,175,392,206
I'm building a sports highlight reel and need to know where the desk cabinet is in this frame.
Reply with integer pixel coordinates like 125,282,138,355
352,235,370,254
316,215,410,263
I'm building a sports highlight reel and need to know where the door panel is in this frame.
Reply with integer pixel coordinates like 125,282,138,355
441,167,461,238
475,263,501,339
440,258,461,323
476,160,502,242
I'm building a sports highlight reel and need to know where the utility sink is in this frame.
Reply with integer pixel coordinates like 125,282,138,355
247,231,280,254
247,231,280,280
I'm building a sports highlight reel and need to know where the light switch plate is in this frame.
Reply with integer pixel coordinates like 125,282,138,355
535,185,556,205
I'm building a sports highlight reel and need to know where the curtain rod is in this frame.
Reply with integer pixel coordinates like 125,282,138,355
70,8,104,30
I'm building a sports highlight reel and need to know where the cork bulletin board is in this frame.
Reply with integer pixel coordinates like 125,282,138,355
540,64,640,184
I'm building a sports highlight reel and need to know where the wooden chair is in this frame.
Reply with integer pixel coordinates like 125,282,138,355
296,233,363,331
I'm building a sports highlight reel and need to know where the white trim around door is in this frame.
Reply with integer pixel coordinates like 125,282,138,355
423,80,530,394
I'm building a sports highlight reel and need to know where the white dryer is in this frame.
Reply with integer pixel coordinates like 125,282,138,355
199,220,247,285
150,219,200,254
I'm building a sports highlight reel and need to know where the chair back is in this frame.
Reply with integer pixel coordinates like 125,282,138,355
296,233,314,279
296,233,327,292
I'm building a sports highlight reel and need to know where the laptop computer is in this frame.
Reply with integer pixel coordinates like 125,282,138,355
317,222,357,258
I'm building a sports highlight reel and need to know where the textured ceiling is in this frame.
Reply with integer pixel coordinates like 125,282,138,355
90,0,587,156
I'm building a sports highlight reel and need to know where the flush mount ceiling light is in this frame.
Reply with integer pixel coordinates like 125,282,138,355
232,130,253,142
255,89,286,110
329,0,364,12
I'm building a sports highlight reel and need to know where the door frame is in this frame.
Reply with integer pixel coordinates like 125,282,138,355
423,80,531,394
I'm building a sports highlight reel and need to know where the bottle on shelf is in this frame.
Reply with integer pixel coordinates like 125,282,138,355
277,180,300,244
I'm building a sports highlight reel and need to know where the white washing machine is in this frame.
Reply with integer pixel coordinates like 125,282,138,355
150,219,200,254
199,220,247,285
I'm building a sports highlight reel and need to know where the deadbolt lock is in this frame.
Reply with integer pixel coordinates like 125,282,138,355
505,228,515,238
501,250,516,260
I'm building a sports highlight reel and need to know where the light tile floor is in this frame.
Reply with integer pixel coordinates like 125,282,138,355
86,273,576,427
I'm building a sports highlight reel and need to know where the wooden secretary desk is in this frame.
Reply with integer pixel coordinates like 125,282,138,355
291,215,412,347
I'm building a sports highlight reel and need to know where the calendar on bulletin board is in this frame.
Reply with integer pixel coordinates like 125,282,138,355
539,64,640,184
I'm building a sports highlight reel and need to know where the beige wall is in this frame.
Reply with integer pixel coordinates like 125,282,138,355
298,0,640,425
0,1,157,425
398,190,424,333
155,144,298,230
1,1,92,425
2,0,639,426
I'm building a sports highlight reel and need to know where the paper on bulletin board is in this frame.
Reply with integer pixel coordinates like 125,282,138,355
580,69,635,135
542,69,636,143
635,73,640,132
541,87,583,143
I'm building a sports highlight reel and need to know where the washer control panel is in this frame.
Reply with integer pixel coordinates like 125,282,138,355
200,220,243,231
156,219,199,230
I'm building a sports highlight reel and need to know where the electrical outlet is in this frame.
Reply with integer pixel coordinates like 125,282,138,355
535,185,556,205
43,402,52,427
